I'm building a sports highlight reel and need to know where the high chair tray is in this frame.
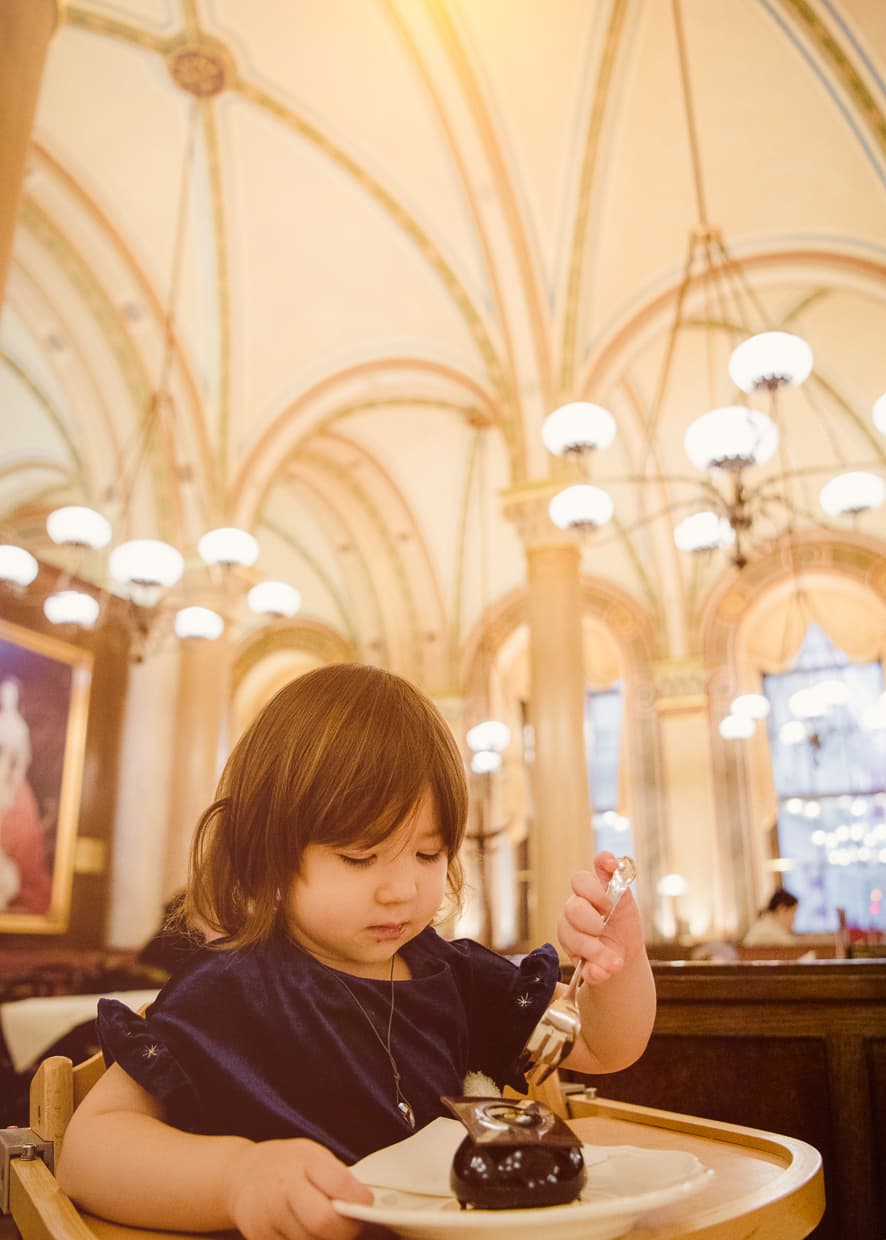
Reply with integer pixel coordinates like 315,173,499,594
10,1094,824,1240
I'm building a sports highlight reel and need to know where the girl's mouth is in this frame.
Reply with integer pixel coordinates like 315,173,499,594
369,922,406,939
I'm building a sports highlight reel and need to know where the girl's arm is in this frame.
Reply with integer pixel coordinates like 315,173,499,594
57,1062,371,1240
556,851,657,1075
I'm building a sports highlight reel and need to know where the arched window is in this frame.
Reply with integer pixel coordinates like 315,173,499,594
764,623,886,934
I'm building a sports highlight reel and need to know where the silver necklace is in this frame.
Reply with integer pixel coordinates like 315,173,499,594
333,954,416,1129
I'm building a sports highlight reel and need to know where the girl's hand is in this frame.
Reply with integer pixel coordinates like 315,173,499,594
224,1137,373,1240
557,851,645,985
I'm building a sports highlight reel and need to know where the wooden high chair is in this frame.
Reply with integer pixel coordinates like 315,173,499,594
5,1042,570,1240
5,1049,107,1240
5,1050,826,1240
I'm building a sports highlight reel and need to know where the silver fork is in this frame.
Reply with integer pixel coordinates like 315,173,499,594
518,856,638,1085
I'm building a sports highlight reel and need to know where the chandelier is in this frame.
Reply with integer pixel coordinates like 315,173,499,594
540,1,885,568
720,682,886,748
0,101,299,658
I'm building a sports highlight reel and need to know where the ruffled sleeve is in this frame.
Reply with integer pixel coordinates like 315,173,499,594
97,998,201,1127
451,939,561,1092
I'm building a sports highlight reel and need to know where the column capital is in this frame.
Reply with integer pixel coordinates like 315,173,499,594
652,656,709,711
501,480,581,552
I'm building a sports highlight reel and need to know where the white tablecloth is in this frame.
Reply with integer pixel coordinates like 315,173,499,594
1,988,159,1073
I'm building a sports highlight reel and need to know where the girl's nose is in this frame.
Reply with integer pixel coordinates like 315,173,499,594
376,861,419,903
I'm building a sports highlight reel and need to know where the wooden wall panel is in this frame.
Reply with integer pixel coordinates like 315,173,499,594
567,961,886,1240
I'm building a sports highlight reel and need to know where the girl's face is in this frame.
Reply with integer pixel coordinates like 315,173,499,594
283,793,448,977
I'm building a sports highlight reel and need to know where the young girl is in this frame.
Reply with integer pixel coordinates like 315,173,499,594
58,663,655,1240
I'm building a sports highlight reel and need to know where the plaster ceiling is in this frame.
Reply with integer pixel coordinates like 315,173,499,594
2,0,885,693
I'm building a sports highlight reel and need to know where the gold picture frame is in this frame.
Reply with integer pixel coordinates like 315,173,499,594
0,618,93,933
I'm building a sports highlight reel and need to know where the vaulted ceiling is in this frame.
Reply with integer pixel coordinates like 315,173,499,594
2,0,885,693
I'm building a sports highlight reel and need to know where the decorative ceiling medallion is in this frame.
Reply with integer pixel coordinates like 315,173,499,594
166,36,234,98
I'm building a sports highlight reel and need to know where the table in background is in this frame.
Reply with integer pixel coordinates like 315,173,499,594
0,990,158,1075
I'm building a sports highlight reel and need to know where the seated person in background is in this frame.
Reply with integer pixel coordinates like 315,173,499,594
742,889,799,947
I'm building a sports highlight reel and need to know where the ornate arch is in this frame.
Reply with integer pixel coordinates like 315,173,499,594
459,574,667,916
702,534,886,928
231,617,356,693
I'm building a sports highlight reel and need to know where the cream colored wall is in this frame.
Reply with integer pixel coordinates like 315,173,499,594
231,649,326,746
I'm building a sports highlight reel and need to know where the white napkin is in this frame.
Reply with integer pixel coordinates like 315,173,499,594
350,1117,609,1199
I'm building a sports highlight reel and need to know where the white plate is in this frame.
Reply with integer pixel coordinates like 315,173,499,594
335,1145,713,1240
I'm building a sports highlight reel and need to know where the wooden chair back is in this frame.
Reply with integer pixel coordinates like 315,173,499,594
8,1051,107,1240
29,1048,107,1162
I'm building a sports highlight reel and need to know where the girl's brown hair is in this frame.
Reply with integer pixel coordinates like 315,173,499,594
184,663,468,947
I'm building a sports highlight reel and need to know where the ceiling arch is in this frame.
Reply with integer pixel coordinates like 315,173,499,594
0,0,884,676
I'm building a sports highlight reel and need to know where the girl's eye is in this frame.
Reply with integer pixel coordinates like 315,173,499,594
340,854,375,868
417,850,444,864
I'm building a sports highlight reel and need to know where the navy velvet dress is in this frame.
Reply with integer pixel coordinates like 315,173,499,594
97,927,560,1164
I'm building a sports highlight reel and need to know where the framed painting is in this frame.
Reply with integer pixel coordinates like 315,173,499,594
0,618,93,933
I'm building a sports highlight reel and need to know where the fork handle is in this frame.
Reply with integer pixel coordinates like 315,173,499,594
566,855,636,995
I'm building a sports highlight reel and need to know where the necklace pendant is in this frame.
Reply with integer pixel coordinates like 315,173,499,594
398,1100,416,1128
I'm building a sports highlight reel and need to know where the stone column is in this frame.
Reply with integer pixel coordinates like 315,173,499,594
163,635,231,899
0,0,58,305
107,647,181,948
505,486,592,949
652,657,721,939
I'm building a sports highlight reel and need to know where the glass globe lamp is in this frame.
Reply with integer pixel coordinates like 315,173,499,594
0,545,39,587
730,693,770,719
656,873,688,897
728,331,813,392
813,679,849,707
684,407,778,473
779,720,809,745
108,539,184,607
788,686,830,719
466,720,511,753
541,402,616,456
174,606,225,640
719,714,756,740
197,528,259,568
470,750,502,774
548,484,614,530
43,590,100,628
819,471,886,517
247,581,301,617
46,506,112,550
673,511,735,553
